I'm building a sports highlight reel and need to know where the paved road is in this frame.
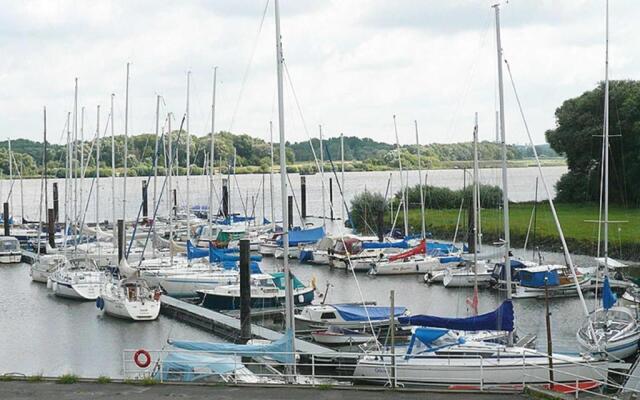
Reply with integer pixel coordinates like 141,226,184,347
0,381,529,399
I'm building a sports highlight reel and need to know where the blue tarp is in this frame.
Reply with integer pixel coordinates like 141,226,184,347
493,260,530,281
156,352,240,382
298,249,313,263
519,269,560,288
169,329,294,364
438,256,463,264
275,226,325,246
187,240,209,260
414,327,449,345
398,300,514,332
220,260,262,274
209,249,262,263
603,276,617,310
332,304,407,322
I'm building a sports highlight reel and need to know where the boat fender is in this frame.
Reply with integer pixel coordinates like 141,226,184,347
46,278,52,289
96,297,104,310
134,349,152,368
52,282,58,292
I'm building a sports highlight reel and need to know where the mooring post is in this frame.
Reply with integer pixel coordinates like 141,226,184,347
390,289,396,389
3,202,9,236
117,219,124,262
329,177,334,220
287,195,293,230
222,178,229,218
142,180,148,220
47,208,56,249
239,239,252,344
53,182,59,222
172,189,177,217
377,209,384,242
300,176,307,219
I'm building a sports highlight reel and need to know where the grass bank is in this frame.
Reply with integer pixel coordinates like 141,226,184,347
404,202,640,261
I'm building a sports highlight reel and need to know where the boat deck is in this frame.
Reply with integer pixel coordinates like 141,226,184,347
161,295,346,360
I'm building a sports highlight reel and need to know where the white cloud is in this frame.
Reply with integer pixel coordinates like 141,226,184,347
0,0,637,147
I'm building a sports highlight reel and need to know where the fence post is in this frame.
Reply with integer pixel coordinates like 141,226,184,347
311,354,316,387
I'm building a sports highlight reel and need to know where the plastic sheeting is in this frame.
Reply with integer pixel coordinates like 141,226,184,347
169,329,294,364
519,269,560,288
332,304,408,322
361,241,410,249
156,352,240,382
603,276,618,310
398,300,514,332
275,226,325,246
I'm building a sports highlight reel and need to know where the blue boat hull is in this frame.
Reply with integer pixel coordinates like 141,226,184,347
198,288,315,310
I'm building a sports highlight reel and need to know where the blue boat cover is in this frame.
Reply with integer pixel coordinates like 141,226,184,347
187,240,209,260
519,269,560,288
493,260,530,281
298,249,314,263
209,249,262,263
332,304,407,322
275,226,325,246
398,300,514,332
603,276,617,310
362,241,410,249
169,329,294,364
414,327,449,345
438,256,463,264
270,272,306,290
156,352,240,382
220,260,262,274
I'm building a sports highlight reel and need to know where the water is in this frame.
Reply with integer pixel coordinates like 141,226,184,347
0,166,588,378
2,166,566,223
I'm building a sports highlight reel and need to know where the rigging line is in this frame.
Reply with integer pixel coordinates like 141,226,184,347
228,0,270,133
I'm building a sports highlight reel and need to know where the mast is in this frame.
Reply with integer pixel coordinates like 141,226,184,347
168,113,174,264
7,138,13,219
274,0,295,377
393,115,408,237
319,125,326,229
123,62,130,223
153,95,160,230
95,105,100,226
64,112,71,253
80,106,85,222
209,67,217,242
110,94,116,244
340,132,345,222
602,0,610,281
186,70,191,243
269,121,275,228
472,113,480,315
72,78,77,227
494,4,512,344
415,120,426,239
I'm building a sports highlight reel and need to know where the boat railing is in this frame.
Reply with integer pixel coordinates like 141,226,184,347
518,347,637,399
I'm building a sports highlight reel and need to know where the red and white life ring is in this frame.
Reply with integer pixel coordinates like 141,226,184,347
133,349,151,368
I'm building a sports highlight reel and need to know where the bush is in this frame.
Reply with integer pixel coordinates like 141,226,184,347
350,191,387,235
402,184,503,209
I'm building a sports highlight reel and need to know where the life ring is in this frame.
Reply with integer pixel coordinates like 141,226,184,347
134,349,151,368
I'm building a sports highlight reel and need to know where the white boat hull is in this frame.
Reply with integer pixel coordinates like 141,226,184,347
50,279,101,300
103,296,161,321
443,272,493,288
0,253,21,264
370,258,444,275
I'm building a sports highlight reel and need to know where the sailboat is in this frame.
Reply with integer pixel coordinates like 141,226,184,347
576,0,640,360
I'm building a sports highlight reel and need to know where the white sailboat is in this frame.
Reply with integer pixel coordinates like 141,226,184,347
98,274,161,321
48,257,104,300
577,0,640,359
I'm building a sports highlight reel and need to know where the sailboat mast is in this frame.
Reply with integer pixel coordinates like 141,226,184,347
603,0,610,277
393,115,408,237
186,71,191,243
319,124,326,229
153,95,160,229
209,67,217,241
274,0,295,377
415,120,426,239
168,114,174,264
340,132,345,222
72,78,78,227
123,62,130,222
269,121,275,228
472,113,480,301
110,94,116,243
80,106,85,222
494,4,512,306
96,105,100,225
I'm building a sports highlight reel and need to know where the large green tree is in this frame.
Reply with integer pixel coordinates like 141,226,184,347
546,80,640,205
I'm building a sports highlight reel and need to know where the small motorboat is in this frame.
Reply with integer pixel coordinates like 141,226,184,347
295,303,408,331
0,236,21,264
443,260,494,288
311,325,377,346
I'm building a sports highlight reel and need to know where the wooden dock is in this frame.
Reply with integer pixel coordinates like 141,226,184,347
161,296,347,361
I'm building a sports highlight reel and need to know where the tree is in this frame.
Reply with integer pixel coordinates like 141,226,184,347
350,191,387,236
546,80,640,205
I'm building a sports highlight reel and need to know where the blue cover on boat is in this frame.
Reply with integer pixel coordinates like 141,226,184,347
438,256,463,264
298,249,313,263
414,327,449,345
156,352,239,382
187,240,209,260
361,241,410,249
275,226,325,246
220,260,262,274
493,260,530,281
169,329,294,364
603,276,617,310
209,249,262,263
398,300,514,332
519,269,560,288
332,304,407,322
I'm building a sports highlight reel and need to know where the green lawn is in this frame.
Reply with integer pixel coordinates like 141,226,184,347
405,203,640,259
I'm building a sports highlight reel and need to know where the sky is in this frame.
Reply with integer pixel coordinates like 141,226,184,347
0,0,636,146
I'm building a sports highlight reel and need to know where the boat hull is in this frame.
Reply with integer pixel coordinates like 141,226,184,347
103,296,161,321
199,288,314,310
50,280,101,300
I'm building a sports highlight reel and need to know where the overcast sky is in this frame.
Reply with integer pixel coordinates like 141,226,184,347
0,0,635,146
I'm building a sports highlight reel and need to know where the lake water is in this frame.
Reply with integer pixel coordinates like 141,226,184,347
0,165,591,379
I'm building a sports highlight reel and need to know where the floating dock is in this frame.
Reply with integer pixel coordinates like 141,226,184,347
161,296,350,361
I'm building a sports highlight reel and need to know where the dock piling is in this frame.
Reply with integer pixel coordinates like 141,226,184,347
117,219,124,262
3,202,9,236
47,208,56,249
239,239,252,344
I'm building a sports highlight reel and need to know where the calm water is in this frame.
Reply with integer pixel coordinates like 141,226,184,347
0,166,589,378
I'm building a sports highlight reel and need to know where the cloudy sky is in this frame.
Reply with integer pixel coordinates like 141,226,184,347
0,0,636,146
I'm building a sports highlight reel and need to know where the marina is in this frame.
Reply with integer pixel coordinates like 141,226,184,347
2,0,640,398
